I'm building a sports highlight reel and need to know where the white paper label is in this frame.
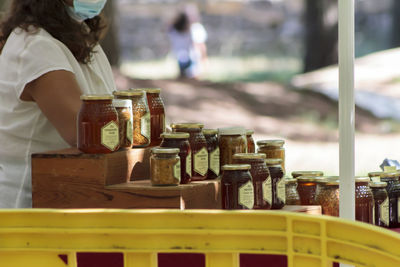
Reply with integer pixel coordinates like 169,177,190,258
174,161,181,182
194,147,208,176
186,154,192,177
263,176,272,205
209,147,220,176
141,112,151,140
239,181,254,209
277,178,286,204
380,197,389,226
101,121,119,151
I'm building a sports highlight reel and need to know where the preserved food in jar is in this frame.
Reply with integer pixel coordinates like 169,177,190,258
160,132,191,184
355,177,373,223
218,127,247,167
315,178,339,216
246,129,255,153
370,182,389,227
150,147,180,186
285,178,301,205
142,88,165,146
257,140,285,172
114,90,150,147
297,176,324,205
113,99,133,148
368,171,383,182
233,153,271,209
265,158,285,209
78,94,119,154
380,172,400,228
291,171,324,179
171,123,208,180
221,164,254,210
203,129,220,179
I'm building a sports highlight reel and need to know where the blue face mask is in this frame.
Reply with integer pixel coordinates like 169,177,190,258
67,0,107,22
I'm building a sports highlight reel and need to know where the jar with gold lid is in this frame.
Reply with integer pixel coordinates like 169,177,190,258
218,127,247,168
171,123,208,180
368,171,383,182
114,90,150,147
160,132,191,184
285,178,301,205
355,177,373,223
291,171,324,179
140,88,165,146
257,140,285,172
233,153,270,209
370,182,389,227
78,94,119,154
150,147,180,186
380,172,400,227
203,129,220,179
112,99,133,149
265,158,285,209
296,176,324,205
221,164,254,210
246,129,255,153
315,178,339,216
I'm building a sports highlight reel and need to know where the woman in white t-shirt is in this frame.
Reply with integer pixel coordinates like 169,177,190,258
0,0,115,208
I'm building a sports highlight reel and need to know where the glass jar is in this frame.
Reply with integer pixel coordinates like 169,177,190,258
218,127,247,168
150,147,180,186
291,171,324,179
112,99,133,149
370,182,389,227
246,129,255,153
265,158,285,209
368,171,383,182
221,164,254,210
203,129,220,179
171,123,208,181
233,153,271,210
257,140,285,172
142,88,165,146
315,179,339,216
285,178,301,205
380,172,400,228
114,90,150,147
160,132,192,184
355,177,373,224
296,176,324,205
78,94,119,154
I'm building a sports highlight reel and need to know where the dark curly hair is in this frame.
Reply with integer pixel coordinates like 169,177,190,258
0,0,107,64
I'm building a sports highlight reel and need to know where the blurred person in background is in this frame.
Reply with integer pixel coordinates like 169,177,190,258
168,5,208,79
0,0,115,208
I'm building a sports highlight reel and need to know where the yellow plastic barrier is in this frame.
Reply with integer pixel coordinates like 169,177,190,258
0,209,399,267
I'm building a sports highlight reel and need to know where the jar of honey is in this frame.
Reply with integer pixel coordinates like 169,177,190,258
355,177,373,224
370,182,389,227
203,129,220,179
221,164,254,210
233,153,271,210
171,123,208,180
315,178,339,216
142,88,165,146
150,147,180,186
112,99,133,149
257,140,285,172
78,94,119,154
291,171,324,179
285,178,301,205
265,158,285,209
218,127,247,167
246,129,255,153
368,171,383,182
114,90,150,147
380,172,400,228
296,176,324,205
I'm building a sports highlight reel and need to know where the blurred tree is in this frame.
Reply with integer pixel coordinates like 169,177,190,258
391,0,400,47
303,0,338,73
101,0,120,67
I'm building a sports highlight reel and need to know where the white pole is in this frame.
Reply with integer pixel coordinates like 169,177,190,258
338,0,355,222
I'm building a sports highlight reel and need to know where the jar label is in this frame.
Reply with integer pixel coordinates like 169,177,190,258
186,154,192,177
262,176,272,205
209,147,220,176
277,178,286,204
372,200,375,225
141,112,151,140
194,147,208,176
126,119,133,143
239,180,254,209
174,160,181,182
101,121,119,151
380,197,389,226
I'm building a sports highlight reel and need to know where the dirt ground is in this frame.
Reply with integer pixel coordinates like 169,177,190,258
114,70,400,176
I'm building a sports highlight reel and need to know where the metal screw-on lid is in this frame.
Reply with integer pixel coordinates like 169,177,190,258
80,94,113,100
257,139,285,147
296,176,325,183
160,132,190,139
368,171,383,178
233,153,266,160
380,172,399,179
355,177,370,183
218,127,246,136
222,164,251,171
369,182,388,188
317,179,339,186
285,178,297,184
151,147,180,154
246,129,254,135
292,171,324,178
265,158,283,165
137,88,161,94
171,123,204,129
113,90,144,96
203,129,218,135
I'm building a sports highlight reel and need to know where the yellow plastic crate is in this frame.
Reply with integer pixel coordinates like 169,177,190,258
0,209,399,267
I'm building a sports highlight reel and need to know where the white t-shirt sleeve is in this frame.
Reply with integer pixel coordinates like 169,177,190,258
191,23,208,44
16,36,74,97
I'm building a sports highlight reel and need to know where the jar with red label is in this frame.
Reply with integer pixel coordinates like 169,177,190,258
160,132,192,184
142,88,165,146
370,182,389,227
218,127,247,168
296,176,324,205
233,153,271,210
291,171,324,179
246,129,255,153
78,94,119,154
203,129,220,179
171,123,208,180
221,164,254,210
112,99,133,149
265,158,285,209
355,177,373,223
257,140,285,173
